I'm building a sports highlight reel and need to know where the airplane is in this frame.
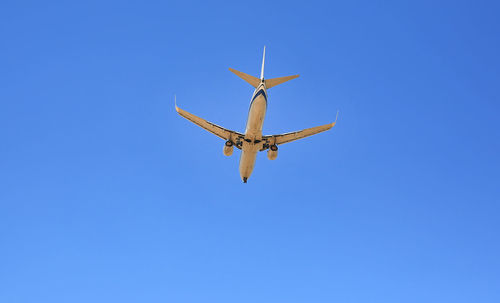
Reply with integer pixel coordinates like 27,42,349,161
175,47,338,183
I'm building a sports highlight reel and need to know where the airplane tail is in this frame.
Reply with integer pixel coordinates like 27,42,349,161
265,74,299,88
260,46,266,80
228,68,260,88
229,46,299,88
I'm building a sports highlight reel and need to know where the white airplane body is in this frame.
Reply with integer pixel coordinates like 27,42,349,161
176,47,337,183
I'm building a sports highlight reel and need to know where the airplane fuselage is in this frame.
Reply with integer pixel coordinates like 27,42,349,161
239,81,267,182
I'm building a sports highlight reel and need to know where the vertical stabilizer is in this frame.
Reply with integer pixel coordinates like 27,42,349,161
260,46,266,80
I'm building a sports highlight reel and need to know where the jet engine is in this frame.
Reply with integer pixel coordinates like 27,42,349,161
223,141,234,156
267,144,278,160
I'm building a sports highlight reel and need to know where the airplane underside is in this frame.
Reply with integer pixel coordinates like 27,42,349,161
175,47,338,183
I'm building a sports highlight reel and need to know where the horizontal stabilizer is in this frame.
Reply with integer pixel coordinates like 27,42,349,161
229,68,260,88
265,75,299,88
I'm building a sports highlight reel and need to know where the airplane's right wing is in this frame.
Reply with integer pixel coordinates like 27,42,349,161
262,122,334,147
261,112,338,149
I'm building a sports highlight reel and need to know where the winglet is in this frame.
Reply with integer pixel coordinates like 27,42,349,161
331,110,339,127
174,95,180,113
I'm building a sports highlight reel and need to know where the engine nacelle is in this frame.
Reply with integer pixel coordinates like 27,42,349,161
223,141,234,156
267,144,278,160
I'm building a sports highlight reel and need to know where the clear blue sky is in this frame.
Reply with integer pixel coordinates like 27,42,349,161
1,1,499,302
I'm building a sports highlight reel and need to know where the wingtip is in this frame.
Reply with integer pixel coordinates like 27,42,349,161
174,95,180,112
331,110,340,127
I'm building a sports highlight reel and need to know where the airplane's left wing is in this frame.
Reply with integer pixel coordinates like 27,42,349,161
175,103,245,148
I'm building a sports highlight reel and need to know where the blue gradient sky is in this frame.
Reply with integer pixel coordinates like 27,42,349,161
1,1,499,302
